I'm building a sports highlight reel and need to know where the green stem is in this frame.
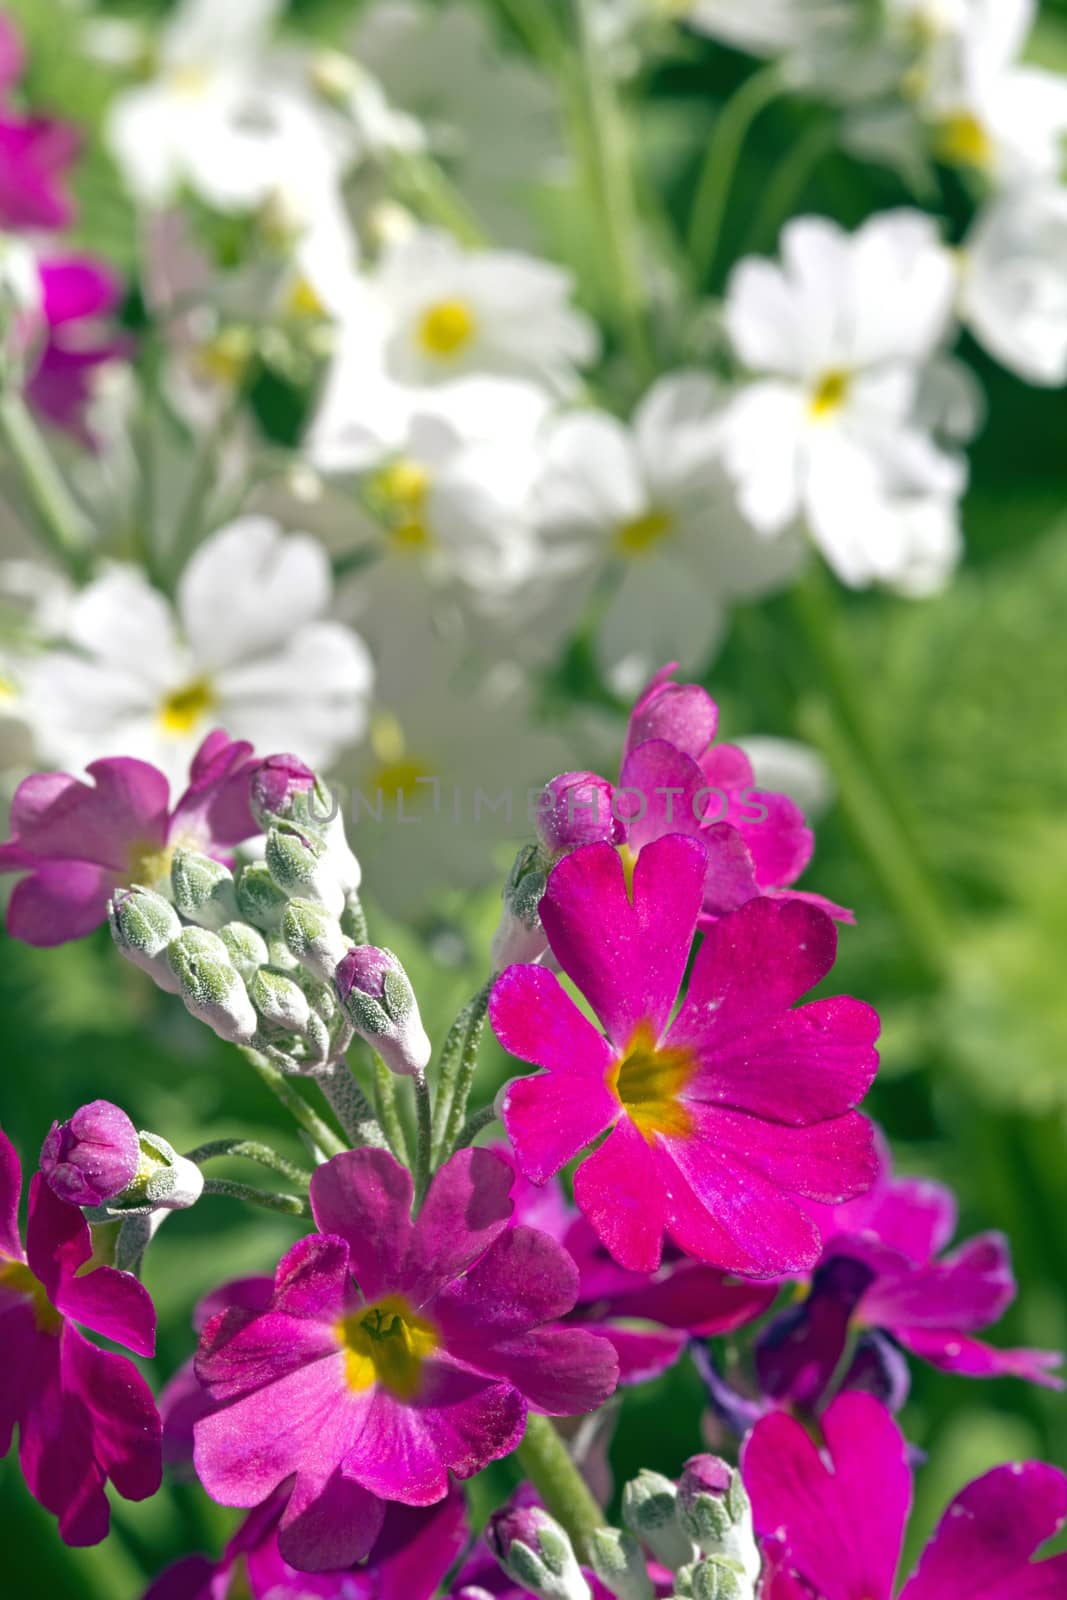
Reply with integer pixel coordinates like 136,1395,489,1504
202,1177,309,1216
513,1414,605,1562
240,1047,347,1158
318,1060,388,1149
453,1103,498,1151
0,391,93,576
413,1069,433,1208
167,388,243,587
743,116,836,255
185,1138,312,1187
687,63,784,287
431,982,491,1163
372,1051,412,1165
574,0,654,377
384,149,486,247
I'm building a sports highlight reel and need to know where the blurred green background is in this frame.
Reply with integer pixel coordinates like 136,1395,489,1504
2,1,1066,1594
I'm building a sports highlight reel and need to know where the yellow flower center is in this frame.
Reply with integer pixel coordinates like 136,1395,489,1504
367,712,434,804
168,64,212,97
0,1257,62,1335
335,1294,439,1399
615,507,674,557
367,458,433,551
195,328,253,387
609,1021,696,1144
0,673,18,704
933,111,993,170
285,276,326,321
416,299,477,359
158,677,217,737
808,369,851,420
126,839,175,890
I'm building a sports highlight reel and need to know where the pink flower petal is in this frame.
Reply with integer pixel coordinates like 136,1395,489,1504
625,666,718,762
432,1224,580,1338
573,1119,668,1273
862,1232,1016,1332
19,1328,111,1547
276,1466,385,1573
454,1325,619,1415
309,1151,415,1305
892,1327,1064,1389
66,1325,162,1504
407,1148,514,1307
900,1461,1067,1600
585,1322,688,1385
539,835,706,1049
743,1393,912,1600
6,861,117,945
0,1128,24,1260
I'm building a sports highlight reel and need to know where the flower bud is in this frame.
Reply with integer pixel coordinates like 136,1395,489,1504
335,946,431,1077
622,1470,695,1573
537,771,623,854
486,1500,591,1600
40,1100,140,1208
219,921,270,982
265,823,345,917
588,1527,655,1600
252,754,361,894
236,860,291,931
125,1130,205,1212
250,966,312,1035
167,927,258,1044
491,842,549,971
690,1556,748,1600
108,886,183,993
677,1457,759,1585
170,848,239,930
282,897,351,982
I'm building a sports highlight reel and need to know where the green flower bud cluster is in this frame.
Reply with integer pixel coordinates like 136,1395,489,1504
107,811,366,1072
490,841,551,971
590,1459,760,1600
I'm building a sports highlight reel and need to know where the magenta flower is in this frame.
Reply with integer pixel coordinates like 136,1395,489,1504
0,730,258,945
144,1484,468,1600
492,834,878,1277
620,664,851,924
40,1099,140,1208
0,19,79,232
744,1391,1067,1600
192,1147,618,1572
0,1127,161,1544
756,1137,1063,1410
26,254,133,444
452,1485,616,1600
505,1151,776,1385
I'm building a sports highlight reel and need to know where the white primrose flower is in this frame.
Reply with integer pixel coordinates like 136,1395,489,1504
534,373,804,692
721,212,966,593
24,519,373,786
959,184,1067,386
369,227,598,396
351,0,564,245
107,0,353,216
917,0,1067,183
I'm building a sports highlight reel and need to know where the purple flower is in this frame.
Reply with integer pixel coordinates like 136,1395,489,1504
537,772,624,854
40,1099,140,1207
143,1484,468,1600
0,20,79,232
744,1391,1067,1600
191,1147,618,1572
504,1151,775,1386
0,1126,161,1544
0,730,258,946
755,1136,1063,1411
620,664,852,924
492,834,878,1276
336,946,432,1077
25,254,133,444
249,752,318,826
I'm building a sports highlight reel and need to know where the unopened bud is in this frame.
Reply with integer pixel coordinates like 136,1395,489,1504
41,1100,140,1207
589,1527,655,1600
126,1131,205,1212
167,927,258,1044
677,1457,758,1585
491,842,549,971
219,921,270,982
250,966,312,1035
109,886,182,992
171,849,239,930
537,771,623,854
265,824,344,916
236,860,290,931
282,897,351,981
690,1556,748,1600
486,1501,591,1600
335,945,431,1077
252,754,361,894
622,1471,695,1573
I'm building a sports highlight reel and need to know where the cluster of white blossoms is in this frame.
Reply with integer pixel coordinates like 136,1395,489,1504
2,0,1065,865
